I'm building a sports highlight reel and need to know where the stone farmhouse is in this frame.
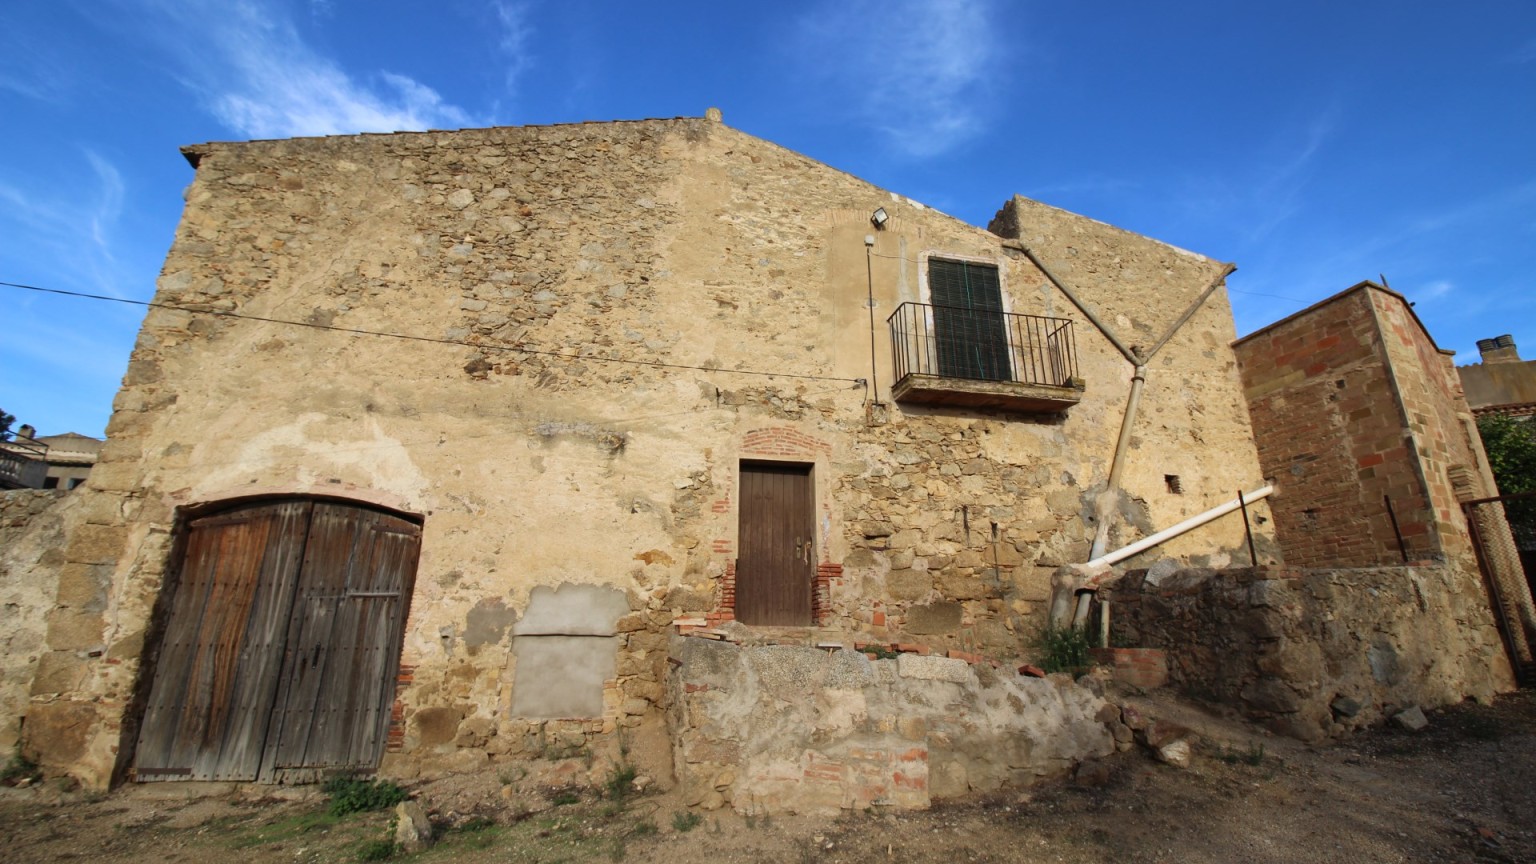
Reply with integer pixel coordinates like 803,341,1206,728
2,113,1517,809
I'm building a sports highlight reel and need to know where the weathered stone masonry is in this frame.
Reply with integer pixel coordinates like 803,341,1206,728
14,115,1274,789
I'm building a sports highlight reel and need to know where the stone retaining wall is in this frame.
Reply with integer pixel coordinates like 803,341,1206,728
0,489,71,751
667,635,1113,814
1101,565,1515,740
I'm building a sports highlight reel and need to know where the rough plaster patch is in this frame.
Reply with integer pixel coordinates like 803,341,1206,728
509,583,628,719
906,601,962,634
534,421,626,452
514,583,629,636
510,635,619,719
896,654,975,684
191,413,429,503
463,598,517,650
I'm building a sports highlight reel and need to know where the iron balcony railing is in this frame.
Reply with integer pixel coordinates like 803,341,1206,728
0,437,49,489
887,302,1078,388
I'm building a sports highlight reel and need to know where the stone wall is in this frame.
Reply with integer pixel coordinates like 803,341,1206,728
1101,565,1515,741
667,635,1113,813
0,489,70,752
20,115,1272,786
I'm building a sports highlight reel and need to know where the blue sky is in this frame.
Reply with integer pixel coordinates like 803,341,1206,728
3,0,1533,437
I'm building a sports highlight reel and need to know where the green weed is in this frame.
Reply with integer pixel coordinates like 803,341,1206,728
1032,625,1093,674
604,762,639,800
671,810,703,833
228,810,343,849
323,775,408,817
629,818,658,837
355,838,397,861
1217,743,1266,766
0,749,42,786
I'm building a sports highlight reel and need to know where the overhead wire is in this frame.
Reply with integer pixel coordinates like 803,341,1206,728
0,280,865,385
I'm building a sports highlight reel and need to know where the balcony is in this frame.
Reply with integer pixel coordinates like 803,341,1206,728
887,302,1083,413
0,437,49,489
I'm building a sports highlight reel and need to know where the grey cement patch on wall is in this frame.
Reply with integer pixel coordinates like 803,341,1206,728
510,635,619,719
514,583,630,636
510,583,629,719
464,598,516,652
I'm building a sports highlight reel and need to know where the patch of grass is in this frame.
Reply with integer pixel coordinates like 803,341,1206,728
228,810,344,849
629,818,658,837
0,749,42,786
671,810,703,833
356,838,397,861
603,762,639,800
458,815,497,832
1032,625,1093,675
1218,743,1266,766
323,775,409,817
551,790,581,806
861,645,900,660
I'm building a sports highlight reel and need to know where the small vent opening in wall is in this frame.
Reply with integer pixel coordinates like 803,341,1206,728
1164,474,1182,494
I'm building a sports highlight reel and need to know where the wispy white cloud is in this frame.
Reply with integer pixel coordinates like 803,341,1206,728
83,152,124,259
793,0,1001,158
145,0,481,139
1237,107,1338,244
492,1,535,94
0,28,71,102
1510,36,1536,64
0,149,129,298
1028,175,1142,199
1418,280,1455,301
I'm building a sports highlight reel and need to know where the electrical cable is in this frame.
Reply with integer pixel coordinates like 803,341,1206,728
0,280,865,385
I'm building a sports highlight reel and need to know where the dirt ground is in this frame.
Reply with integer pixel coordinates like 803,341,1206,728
4,688,1533,864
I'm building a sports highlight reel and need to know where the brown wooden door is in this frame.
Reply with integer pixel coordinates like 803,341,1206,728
266,504,420,779
736,463,814,625
134,499,419,782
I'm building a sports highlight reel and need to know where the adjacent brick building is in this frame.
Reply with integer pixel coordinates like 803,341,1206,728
1234,281,1494,569
1233,281,1535,675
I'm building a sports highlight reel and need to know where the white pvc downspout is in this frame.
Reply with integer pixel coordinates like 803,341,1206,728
1067,485,1275,628
1090,484,1274,571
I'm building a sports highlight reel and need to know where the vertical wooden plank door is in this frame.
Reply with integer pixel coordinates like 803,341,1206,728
133,502,313,781
266,504,420,781
736,463,814,626
133,499,419,782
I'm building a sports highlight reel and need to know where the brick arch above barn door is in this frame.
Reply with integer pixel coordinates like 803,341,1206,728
132,498,421,783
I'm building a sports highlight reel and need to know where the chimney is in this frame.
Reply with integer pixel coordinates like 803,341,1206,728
1476,334,1521,364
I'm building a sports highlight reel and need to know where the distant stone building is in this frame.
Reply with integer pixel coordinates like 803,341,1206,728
34,432,102,490
1458,334,1536,420
9,114,1279,795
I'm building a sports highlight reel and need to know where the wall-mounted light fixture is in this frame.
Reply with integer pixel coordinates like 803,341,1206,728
870,207,889,229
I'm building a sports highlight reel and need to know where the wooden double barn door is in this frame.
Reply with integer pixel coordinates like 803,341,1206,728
736,463,815,626
134,499,421,782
